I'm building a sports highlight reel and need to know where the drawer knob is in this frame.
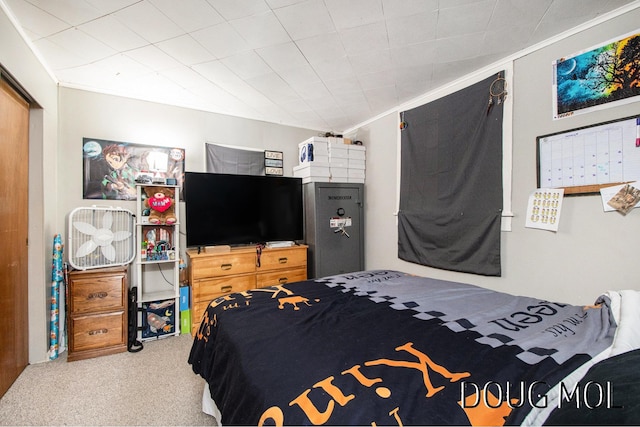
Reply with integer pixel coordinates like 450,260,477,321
87,292,108,300
221,285,233,293
88,328,108,336
278,257,288,264
278,277,288,284
221,263,233,270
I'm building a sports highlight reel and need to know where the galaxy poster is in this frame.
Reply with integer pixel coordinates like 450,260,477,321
82,137,185,201
553,29,640,119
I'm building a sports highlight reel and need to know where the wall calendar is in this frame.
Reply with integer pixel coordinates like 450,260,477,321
537,115,640,195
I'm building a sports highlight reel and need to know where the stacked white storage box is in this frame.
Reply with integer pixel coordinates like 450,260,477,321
294,136,330,183
347,144,366,183
328,139,349,182
294,136,365,183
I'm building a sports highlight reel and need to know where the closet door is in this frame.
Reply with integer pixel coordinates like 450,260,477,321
0,78,29,398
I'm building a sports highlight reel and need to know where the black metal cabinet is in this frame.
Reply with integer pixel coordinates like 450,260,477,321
303,182,364,278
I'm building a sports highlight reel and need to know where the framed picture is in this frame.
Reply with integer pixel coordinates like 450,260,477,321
537,115,640,195
552,29,640,119
264,150,283,175
82,137,185,200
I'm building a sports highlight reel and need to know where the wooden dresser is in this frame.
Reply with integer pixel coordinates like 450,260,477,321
67,266,128,362
187,245,307,335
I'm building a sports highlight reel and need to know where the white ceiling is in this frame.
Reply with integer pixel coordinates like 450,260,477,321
2,0,637,132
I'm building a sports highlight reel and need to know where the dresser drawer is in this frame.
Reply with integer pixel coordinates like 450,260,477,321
192,287,252,334
192,300,211,331
257,247,306,272
70,312,126,352
191,252,255,279
192,274,256,301
70,276,126,314
256,267,307,288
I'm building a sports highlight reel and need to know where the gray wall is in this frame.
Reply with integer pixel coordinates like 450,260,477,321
57,88,320,275
1,3,59,363
357,7,640,305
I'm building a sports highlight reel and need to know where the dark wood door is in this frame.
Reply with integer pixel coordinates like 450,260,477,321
0,78,29,398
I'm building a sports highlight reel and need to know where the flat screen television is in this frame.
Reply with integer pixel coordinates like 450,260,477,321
184,171,304,248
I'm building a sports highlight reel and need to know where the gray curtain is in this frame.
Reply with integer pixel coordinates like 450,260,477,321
206,143,265,175
398,73,504,276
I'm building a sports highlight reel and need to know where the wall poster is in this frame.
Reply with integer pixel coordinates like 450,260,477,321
553,29,640,119
82,137,185,200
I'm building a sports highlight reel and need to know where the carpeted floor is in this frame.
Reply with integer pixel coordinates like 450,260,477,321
0,334,216,426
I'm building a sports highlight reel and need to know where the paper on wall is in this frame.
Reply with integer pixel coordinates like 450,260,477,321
525,188,564,232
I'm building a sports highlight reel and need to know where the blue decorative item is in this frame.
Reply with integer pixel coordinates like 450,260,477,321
142,299,176,339
49,234,64,360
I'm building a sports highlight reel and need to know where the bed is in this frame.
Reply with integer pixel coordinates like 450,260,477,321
188,270,640,425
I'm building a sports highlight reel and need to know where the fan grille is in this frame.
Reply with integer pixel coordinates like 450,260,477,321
68,207,135,270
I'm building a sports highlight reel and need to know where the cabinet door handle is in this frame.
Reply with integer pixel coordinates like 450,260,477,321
278,277,288,284
88,328,108,336
278,257,288,264
221,285,233,293
87,292,108,300
221,263,232,270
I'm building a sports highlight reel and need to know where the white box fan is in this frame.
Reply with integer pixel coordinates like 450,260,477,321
68,206,135,270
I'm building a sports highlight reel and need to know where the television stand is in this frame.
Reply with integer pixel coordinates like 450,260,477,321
187,244,307,335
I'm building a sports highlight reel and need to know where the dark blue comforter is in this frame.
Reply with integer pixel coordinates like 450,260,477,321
189,270,619,426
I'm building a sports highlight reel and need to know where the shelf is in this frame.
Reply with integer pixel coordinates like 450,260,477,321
138,259,177,265
140,289,179,303
135,184,181,340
